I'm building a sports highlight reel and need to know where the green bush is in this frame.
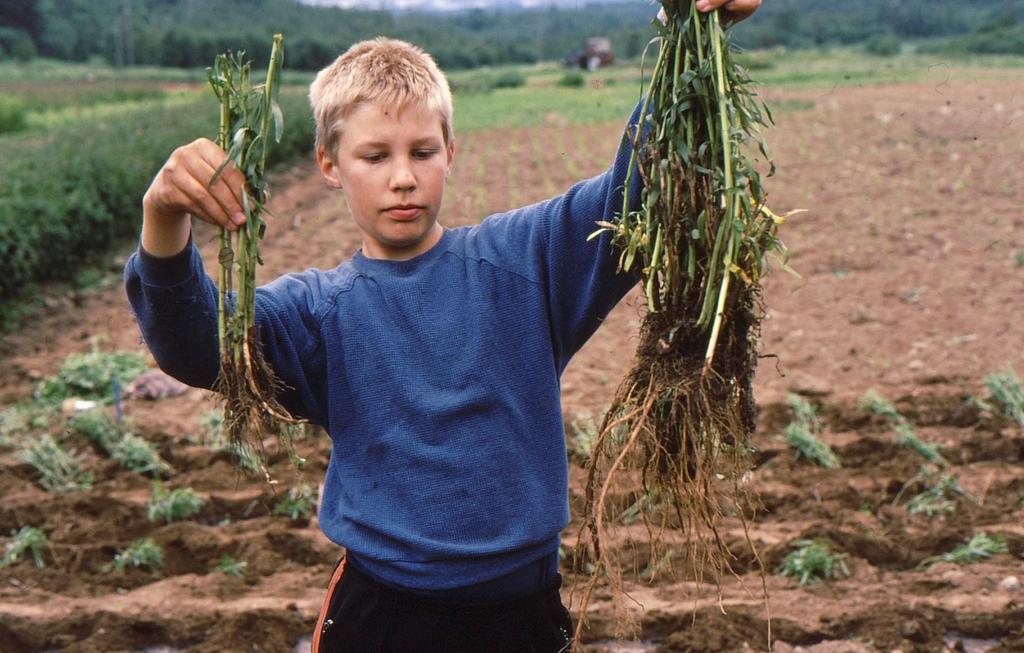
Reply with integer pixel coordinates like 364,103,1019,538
865,33,900,56
733,53,776,71
0,28,37,63
0,90,313,315
36,349,148,404
918,24,1024,56
558,71,586,88
449,72,497,95
492,71,526,89
0,96,27,135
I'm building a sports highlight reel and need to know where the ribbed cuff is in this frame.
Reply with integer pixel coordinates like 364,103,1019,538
134,236,197,287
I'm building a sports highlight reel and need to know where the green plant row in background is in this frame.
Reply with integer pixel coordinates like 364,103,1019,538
0,89,313,319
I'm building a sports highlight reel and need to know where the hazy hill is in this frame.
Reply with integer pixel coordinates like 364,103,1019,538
1,0,1022,70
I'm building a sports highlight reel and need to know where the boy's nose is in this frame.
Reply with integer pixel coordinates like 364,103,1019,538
389,159,417,191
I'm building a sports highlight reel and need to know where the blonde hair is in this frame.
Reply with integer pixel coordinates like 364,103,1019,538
309,37,453,157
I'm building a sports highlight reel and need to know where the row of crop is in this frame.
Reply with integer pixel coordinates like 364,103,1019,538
0,89,313,314
0,348,319,576
565,371,1024,585
747,375,1022,583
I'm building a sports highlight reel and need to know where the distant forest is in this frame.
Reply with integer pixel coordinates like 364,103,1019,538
1,0,1023,70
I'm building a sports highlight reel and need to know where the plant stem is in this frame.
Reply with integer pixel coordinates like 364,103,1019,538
260,35,283,169
704,10,736,371
217,82,231,350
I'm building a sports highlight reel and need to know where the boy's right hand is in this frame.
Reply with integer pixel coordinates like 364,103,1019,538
141,139,248,257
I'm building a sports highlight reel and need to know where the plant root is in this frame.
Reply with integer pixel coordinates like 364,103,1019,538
214,332,303,483
571,284,767,645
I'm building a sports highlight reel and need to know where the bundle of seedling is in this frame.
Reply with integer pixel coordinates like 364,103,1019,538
575,0,789,636
207,35,301,477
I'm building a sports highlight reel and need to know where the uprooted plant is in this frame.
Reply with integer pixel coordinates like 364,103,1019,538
206,35,304,478
574,0,792,640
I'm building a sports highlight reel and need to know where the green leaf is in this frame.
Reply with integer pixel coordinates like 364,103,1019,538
271,101,284,143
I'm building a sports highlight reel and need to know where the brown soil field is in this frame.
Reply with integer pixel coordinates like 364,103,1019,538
1,74,1023,652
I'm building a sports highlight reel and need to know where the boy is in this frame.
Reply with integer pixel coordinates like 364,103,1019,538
126,1,761,650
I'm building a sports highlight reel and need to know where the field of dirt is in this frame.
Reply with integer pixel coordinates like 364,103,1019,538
1,71,1023,653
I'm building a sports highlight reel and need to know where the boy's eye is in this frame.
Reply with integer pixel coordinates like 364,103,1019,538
413,149,437,160
362,153,385,163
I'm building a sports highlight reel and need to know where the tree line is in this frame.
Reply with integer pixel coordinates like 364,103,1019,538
1,0,1023,71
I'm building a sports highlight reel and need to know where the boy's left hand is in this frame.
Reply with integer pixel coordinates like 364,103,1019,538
696,0,762,24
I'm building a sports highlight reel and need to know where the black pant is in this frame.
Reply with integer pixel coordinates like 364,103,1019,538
316,558,574,653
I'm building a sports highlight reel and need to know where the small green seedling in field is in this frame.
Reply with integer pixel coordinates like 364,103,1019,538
147,482,204,523
618,488,661,525
214,555,247,578
784,394,840,469
903,470,973,518
860,389,902,422
198,410,227,449
0,401,54,446
273,484,317,521
68,408,122,450
111,433,173,477
35,347,147,404
111,538,163,573
982,369,1024,427
1,527,48,568
893,422,947,467
777,539,850,585
642,547,676,581
69,409,171,477
923,532,1007,566
198,411,265,474
567,414,600,464
20,435,93,493
860,389,948,467
226,440,264,475
567,411,627,466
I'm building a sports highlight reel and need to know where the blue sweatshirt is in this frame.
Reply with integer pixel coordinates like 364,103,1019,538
124,109,641,592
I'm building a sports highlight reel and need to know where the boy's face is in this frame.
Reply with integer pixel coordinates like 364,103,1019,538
317,101,454,261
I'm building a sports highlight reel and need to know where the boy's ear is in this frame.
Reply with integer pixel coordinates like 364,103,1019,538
445,138,456,175
317,147,343,189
